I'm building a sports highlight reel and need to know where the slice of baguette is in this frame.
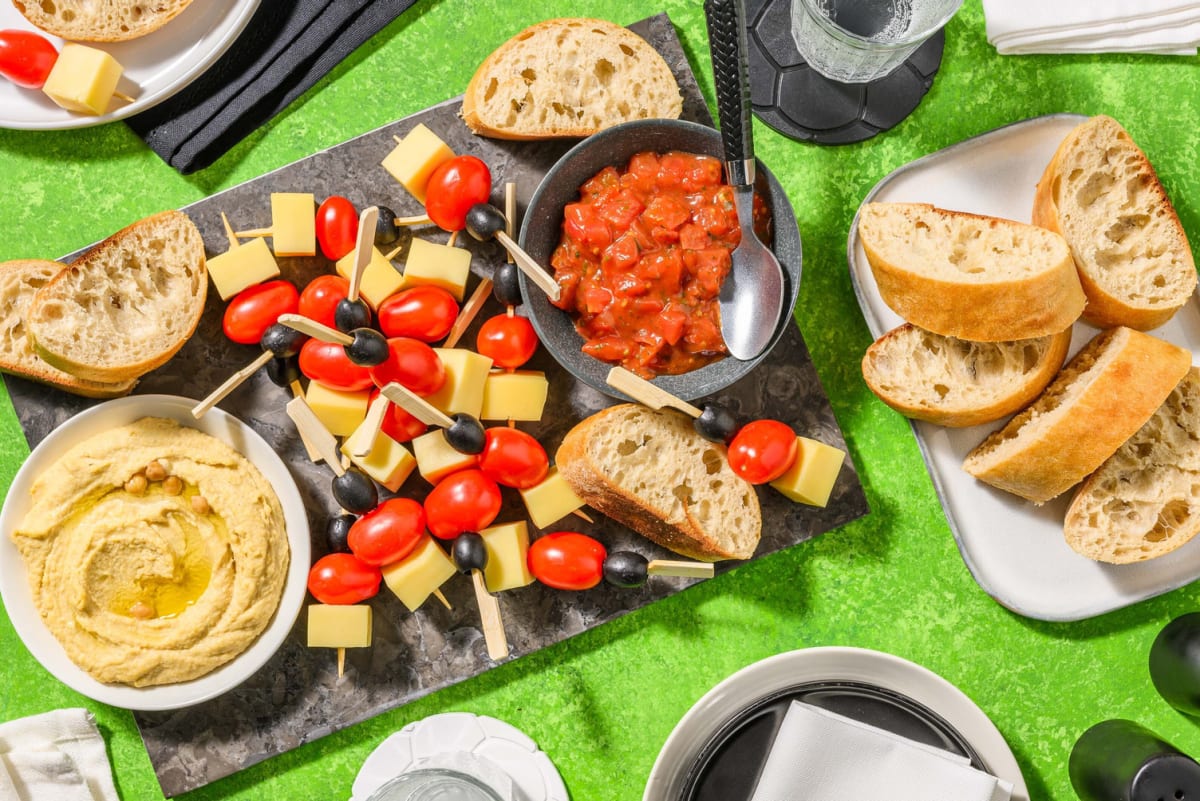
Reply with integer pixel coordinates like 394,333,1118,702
1032,115,1196,331
1064,367,1200,564
858,202,1085,341
461,18,683,140
862,323,1072,428
12,0,194,41
555,403,761,561
0,260,135,398
25,210,207,384
962,327,1191,504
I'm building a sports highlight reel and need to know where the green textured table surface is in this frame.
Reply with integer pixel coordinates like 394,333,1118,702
2,1,1199,799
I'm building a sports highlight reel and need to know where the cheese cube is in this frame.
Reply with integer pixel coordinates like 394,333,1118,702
336,246,406,309
519,467,585,529
305,381,370,437
269,193,316,256
307,604,372,648
206,237,280,300
382,535,457,612
403,238,472,301
770,437,846,507
412,429,478,484
41,43,123,115
424,348,492,418
382,124,455,203
479,521,535,593
480,370,549,421
341,428,416,492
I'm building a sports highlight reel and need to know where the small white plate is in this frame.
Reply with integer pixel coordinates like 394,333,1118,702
644,647,1027,801
847,113,1200,621
0,395,310,710
0,0,260,130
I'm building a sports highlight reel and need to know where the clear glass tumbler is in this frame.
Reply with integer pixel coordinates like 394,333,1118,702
790,0,964,83
364,768,506,801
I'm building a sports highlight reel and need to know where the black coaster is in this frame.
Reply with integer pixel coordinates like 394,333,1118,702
745,0,944,144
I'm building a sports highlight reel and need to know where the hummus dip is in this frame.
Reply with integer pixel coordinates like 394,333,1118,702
11,417,290,687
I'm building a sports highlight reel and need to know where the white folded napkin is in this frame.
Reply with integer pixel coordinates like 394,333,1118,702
983,0,1200,54
0,709,119,801
748,701,1012,801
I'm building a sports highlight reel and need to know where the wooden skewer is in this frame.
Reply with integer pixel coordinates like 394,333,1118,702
504,182,517,265
571,509,595,523
337,648,346,678
394,213,431,226
277,313,353,345
288,380,324,463
433,588,452,610
383,242,404,261
647,560,715,579
494,229,560,302
348,393,390,458
443,277,493,348
379,382,454,429
191,351,272,418
285,397,343,475
447,231,459,248
347,206,379,305
606,366,703,418
220,212,240,250
235,226,273,238
112,90,136,104
471,570,509,661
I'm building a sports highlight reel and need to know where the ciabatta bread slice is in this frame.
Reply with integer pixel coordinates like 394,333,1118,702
555,403,761,561
1033,115,1196,330
12,0,194,41
25,210,206,383
1065,367,1200,564
858,202,1085,341
461,18,683,140
862,323,1072,428
963,327,1191,504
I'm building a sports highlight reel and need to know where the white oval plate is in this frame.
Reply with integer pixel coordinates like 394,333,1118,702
0,0,260,130
0,394,310,710
644,647,1028,801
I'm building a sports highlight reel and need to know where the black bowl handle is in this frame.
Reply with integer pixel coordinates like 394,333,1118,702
704,0,754,186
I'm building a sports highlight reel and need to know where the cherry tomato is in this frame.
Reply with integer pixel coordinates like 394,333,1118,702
424,155,492,232
298,338,374,391
298,274,351,329
370,388,428,442
377,285,460,342
222,279,299,345
307,552,381,604
424,468,502,539
369,337,446,396
478,427,548,489
316,196,358,261
0,29,58,89
347,498,426,566
527,532,607,591
727,419,798,484
475,313,539,369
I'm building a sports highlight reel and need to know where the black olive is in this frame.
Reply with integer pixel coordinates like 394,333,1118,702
326,514,356,553
375,205,401,245
260,323,307,358
443,413,486,454
334,297,372,332
694,403,741,444
603,551,649,588
265,355,301,388
452,532,488,574
465,203,507,241
332,469,378,514
345,328,389,366
492,261,523,307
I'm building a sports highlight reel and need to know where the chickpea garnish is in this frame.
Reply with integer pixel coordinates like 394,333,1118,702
190,495,211,515
145,460,168,481
124,474,148,495
129,601,154,619
162,475,183,496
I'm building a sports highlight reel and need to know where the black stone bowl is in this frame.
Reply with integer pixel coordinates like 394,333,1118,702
517,118,802,402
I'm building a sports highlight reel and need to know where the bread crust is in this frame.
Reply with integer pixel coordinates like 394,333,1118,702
12,0,194,41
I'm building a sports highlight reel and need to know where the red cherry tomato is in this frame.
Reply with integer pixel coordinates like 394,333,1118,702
299,338,374,391
727,419,798,484
478,427,548,489
476,313,539,369
0,29,58,89
424,155,492,232
347,498,426,566
370,388,428,442
377,285,460,342
221,279,299,345
424,468,502,539
369,337,445,395
298,274,351,329
316,196,359,261
527,532,607,591
307,552,381,604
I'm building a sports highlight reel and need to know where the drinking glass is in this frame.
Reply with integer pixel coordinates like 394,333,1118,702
364,768,506,801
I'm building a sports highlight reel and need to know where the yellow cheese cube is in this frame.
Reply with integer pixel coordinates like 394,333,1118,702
402,238,472,301
307,604,372,648
519,467,585,529
424,348,492,418
382,535,457,612
41,43,123,115
269,193,316,257
480,370,549,421
341,428,416,492
412,428,478,483
336,246,406,309
479,521,535,593
770,437,846,507
206,237,280,300
382,124,455,203
305,381,370,437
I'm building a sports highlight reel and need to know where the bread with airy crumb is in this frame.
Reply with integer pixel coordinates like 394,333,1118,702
12,0,194,41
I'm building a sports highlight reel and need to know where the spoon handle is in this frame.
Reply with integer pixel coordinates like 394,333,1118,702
704,0,755,187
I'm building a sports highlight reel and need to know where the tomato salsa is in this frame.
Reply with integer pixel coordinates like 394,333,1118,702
549,150,769,378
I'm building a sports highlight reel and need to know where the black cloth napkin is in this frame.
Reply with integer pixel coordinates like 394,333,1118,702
126,0,419,174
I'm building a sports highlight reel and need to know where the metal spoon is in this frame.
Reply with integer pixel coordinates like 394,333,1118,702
704,0,787,361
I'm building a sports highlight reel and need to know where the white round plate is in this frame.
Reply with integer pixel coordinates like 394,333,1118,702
0,394,310,710
0,0,261,130
644,646,1028,801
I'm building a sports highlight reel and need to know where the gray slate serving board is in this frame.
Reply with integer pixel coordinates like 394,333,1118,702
4,14,869,796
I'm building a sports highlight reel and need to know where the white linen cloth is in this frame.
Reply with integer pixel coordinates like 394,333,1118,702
983,0,1200,55
0,709,119,801
748,701,1013,801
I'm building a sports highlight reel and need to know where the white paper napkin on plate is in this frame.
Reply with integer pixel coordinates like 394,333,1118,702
983,0,1200,54
748,701,1013,801
0,709,119,801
